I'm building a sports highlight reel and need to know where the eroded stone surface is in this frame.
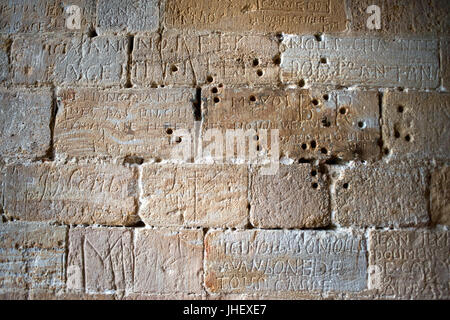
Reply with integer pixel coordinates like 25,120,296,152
250,164,330,229
205,230,367,294
12,35,128,86
369,229,449,299
140,164,248,228
134,228,203,294
431,166,450,226
2,163,139,225
281,35,439,89
333,162,429,228
382,91,450,161
132,31,279,86
55,88,195,160
0,88,52,160
203,87,380,160
164,0,347,34
441,39,450,90
0,37,10,82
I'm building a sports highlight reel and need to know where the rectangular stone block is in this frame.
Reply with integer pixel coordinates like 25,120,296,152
0,0,96,33
140,164,248,228
2,162,139,226
164,0,347,34
97,0,158,33
431,166,450,226
0,88,52,160
132,31,279,86
12,35,128,86
332,162,429,228
203,87,380,161
134,228,203,294
281,35,440,89
0,222,66,296
441,38,450,90
250,164,330,229
54,88,195,160
205,230,367,294
67,227,134,294
0,36,10,82
382,91,450,161
369,230,449,299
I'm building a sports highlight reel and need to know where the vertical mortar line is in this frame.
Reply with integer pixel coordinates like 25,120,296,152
438,38,443,90
378,90,384,158
64,225,70,292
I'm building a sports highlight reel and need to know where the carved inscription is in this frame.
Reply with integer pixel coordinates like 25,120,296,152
0,37,9,82
0,88,52,160
165,0,347,33
140,164,248,228
369,230,449,299
281,35,440,88
2,163,139,226
132,31,279,86
431,166,450,226
203,87,380,160
382,92,450,160
441,39,450,90
205,230,367,294
55,88,195,159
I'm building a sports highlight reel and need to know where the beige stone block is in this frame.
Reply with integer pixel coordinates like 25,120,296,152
431,166,450,226
382,91,450,161
55,88,195,160
164,0,347,34
2,162,139,226
140,164,248,228
369,229,449,299
250,164,330,229
205,230,367,294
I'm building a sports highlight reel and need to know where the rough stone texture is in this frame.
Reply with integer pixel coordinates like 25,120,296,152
250,164,330,229
431,166,450,226
2,162,139,226
140,164,248,228
0,222,66,298
333,162,429,228
134,228,203,294
12,35,128,86
382,91,450,161
54,88,195,160
441,38,450,90
97,0,158,34
0,88,52,160
164,0,348,34
132,31,279,86
281,35,440,89
0,36,9,82
203,87,380,161
0,0,96,34
369,229,449,299
205,230,367,294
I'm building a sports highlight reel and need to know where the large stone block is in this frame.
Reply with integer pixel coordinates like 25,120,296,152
2,162,139,226
205,230,367,294
0,36,10,82
0,88,52,160
140,164,248,228
281,35,440,89
55,88,195,160
431,166,450,226
441,38,450,90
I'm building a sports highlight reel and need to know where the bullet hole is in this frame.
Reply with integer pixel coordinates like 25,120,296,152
218,83,223,88
384,148,390,155
397,105,404,113
256,69,264,77
160,84,165,88
171,65,178,72
320,57,327,64
311,170,317,177
299,79,305,87
321,147,328,154
125,81,132,88
213,97,220,103
252,58,259,67
339,107,347,115
276,33,283,42
249,95,256,102
394,129,400,138
88,28,97,38
298,158,310,164
343,182,349,189
151,82,158,88
256,145,261,151
123,156,144,165
301,143,307,150
405,134,411,142
312,182,319,189
323,94,329,101
310,140,317,149
254,135,259,141
358,121,365,129
314,33,323,41
272,55,281,65
175,137,182,143
398,87,404,92
211,87,218,94
321,118,331,127
166,128,173,135
206,75,214,83
312,99,319,106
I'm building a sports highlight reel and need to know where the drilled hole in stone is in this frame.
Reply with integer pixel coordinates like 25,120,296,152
312,99,319,106
206,75,214,83
218,83,223,88
339,107,347,115
273,55,281,65
405,134,411,142
175,137,182,143
321,147,328,154
213,97,220,104
299,79,305,87
256,145,261,151
166,128,173,135
384,148,390,155
253,58,259,67
249,95,256,102
394,130,400,138
256,69,263,77
322,118,331,127
171,65,178,72
312,182,319,189
343,183,349,189
323,94,329,101
311,170,317,177
310,140,317,149
301,143,307,150
358,121,365,129
397,105,404,113
211,87,218,94
320,57,327,64
314,33,322,41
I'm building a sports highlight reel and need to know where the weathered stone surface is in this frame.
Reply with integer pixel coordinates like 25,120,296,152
0,37,9,82
0,222,66,296
281,35,440,89
54,88,195,160
431,166,450,226
12,35,128,86
205,230,367,294
203,87,380,161
369,229,449,299
134,228,203,294
0,0,96,33
441,38,450,90
333,162,429,228
67,227,134,294
140,164,248,228
349,0,449,35
0,88,52,160
2,163,139,225
250,164,330,229
382,91,450,161
132,31,279,86
164,0,347,34
97,0,158,33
